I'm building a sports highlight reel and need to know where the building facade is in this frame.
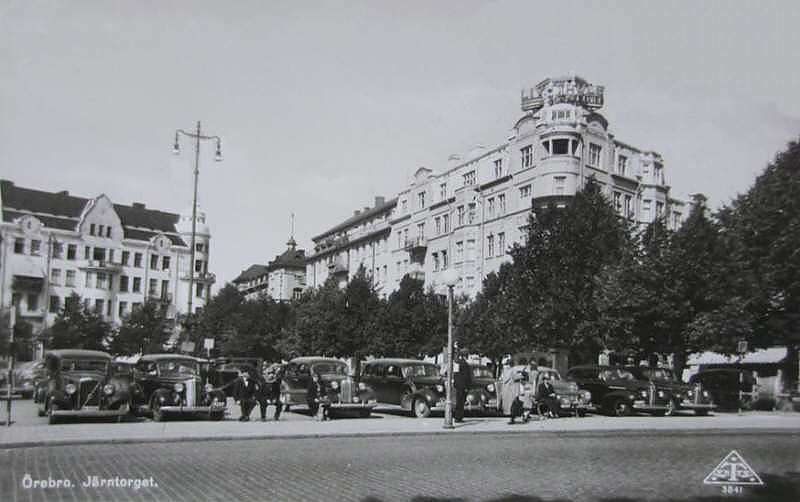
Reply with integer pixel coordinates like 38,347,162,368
305,75,687,299
233,236,306,301
0,180,215,356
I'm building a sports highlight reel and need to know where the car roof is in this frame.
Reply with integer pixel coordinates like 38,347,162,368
46,349,112,360
364,358,437,366
138,353,200,362
288,357,346,364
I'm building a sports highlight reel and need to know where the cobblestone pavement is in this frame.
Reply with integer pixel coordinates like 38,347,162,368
1,431,799,502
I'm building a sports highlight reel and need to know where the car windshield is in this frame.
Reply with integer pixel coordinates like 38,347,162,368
403,364,439,378
600,368,635,381
157,360,199,377
60,359,108,372
311,362,347,375
471,366,494,378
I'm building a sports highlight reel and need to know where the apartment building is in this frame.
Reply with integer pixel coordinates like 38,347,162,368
233,236,306,301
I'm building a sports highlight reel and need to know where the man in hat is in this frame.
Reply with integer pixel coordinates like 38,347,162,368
452,349,472,423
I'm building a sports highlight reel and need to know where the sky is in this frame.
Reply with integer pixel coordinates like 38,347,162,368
3,0,800,293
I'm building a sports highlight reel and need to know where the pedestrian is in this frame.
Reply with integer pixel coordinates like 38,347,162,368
263,363,285,421
232,369,258,422
536,374,559,418
307,369,330,421
453,349,472,423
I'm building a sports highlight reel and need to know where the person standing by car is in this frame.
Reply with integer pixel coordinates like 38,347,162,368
307,369,330,421
453,350,472,423
233,369,258,422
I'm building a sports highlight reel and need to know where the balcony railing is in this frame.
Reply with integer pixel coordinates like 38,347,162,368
181,271,217,284
81,259,123,272
404,236,428,251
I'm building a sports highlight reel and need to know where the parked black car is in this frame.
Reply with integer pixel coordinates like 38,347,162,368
688,368,759,411
132,354,226,421
626,366,716,416
37,349,132,424
565,365,672,416
464,364,498,414
360,358,446,418
281,357,376,418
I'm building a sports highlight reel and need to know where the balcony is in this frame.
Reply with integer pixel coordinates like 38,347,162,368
328,259,348,277
182,271,217,284
404,237,428,264
81,259,123,273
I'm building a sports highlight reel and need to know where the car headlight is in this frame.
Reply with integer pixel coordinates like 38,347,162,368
436,384,444,393
657,390,665,398
204,383,213,392
330,381,339,390
583,390,592,401
173,382,185,393
486,383,495,393
687,389,694,397
65,383,77,395
358,382,367,391
103,384,115,395
702,390,710,398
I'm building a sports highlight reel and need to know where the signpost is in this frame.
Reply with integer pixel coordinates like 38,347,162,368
204,338,214,359
737,340,748,415
6,303,16,426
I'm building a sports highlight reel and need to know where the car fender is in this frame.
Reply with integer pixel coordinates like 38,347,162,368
149,388,174,407
602,389,635,406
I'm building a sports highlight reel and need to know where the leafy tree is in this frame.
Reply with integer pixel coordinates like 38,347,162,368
219,294,294,362
107,299,174,356
43,293,110,350
505,178,634,363
190,283,246,354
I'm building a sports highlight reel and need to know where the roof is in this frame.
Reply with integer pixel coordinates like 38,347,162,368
45,349,112,360
232,264,269,284
138,353,200,362
312,197,397,242
288,357,346,364
687,347,788,366
266,247,306,271
1,180,187,246
363,358,437,366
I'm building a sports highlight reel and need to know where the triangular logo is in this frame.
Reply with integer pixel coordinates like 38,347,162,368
703,450,764,486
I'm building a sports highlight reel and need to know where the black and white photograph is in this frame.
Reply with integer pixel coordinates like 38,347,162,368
1,1,800,501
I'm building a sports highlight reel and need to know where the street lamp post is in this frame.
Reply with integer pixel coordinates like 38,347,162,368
440,267,460,429
173,121,222,317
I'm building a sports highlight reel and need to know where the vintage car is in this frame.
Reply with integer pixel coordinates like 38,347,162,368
565,365,672,416
131,354,226,421
688,368,760,411
360,358,446,418
464,364,498,413
281,357,376,418
496,365,591,417
627,365,716,416
36,349,132,424
7,360,46,399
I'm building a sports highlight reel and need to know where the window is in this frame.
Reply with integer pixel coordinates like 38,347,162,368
195,260,204,273
642,200,651,220
195,283,204,298
654,164,664,184
519,185,532,199
132,302,142,312
439,183,447,201
49,295,60,313
118,301,127,317
487,197,495,218
107,300,112,317
520,145,533,168
457,205,465,226
416,222,425,239
52,241,64,259
161,280,169,299
96,273,107,290
50,268,61,286
443,214,450,232
148,279,158,296
397,232,403,249
162,256,171,270
468,203,476,224
67,244,77,260
134,252,142,267
122,251,130,266
617,155,628,176
94,299,104,314
30,239,41,255
463,170,476,186
613,192,622,212
150,254,159,270
554,176,566,195
91,247,105,262
588,143,602,167
85,272,93,288
27,293,39,311
456,241,464,261
119,275,129,292
418,191,426,209
14,238,24,254
435,217,441,235
624,194,633,218
441,250,448,269
487,234,494,257
65,270,76,287
498,232,505,254
90,223,96,236
432,253,439,272
498,194,506,215
84,246,90,260
494,159,503,178
106,226,111,238
401,200,407,213
552,139,569,155
195,243,204,253
466,239,475,260
656,201,664,217
132,277,142,293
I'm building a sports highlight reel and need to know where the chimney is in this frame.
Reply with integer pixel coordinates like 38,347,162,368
132,202,145,209
57,190,69,196
374,196,385,206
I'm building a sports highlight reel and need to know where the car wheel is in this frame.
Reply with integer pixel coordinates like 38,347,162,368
47,401,59,425
151,397,164,422
610,398,632,417
413,399,431,418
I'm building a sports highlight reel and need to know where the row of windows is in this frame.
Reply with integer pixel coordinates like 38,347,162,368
88,223,112,238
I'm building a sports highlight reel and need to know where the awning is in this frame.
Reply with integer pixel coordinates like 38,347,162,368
687,347,788,366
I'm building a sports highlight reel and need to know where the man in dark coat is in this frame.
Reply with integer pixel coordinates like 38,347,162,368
263,363,285,421
307,370,330,421
232,369,259,421
536,374,559,418
452,350,472,423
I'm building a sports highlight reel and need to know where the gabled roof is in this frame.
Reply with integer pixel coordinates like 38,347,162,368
1,179,187,246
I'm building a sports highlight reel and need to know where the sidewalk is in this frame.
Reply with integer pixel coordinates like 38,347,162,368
1,411,799,448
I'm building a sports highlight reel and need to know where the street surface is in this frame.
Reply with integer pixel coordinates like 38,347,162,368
1,428,799,501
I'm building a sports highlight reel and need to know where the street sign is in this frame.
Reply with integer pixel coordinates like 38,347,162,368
203,338,214,349
703,450,763,486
